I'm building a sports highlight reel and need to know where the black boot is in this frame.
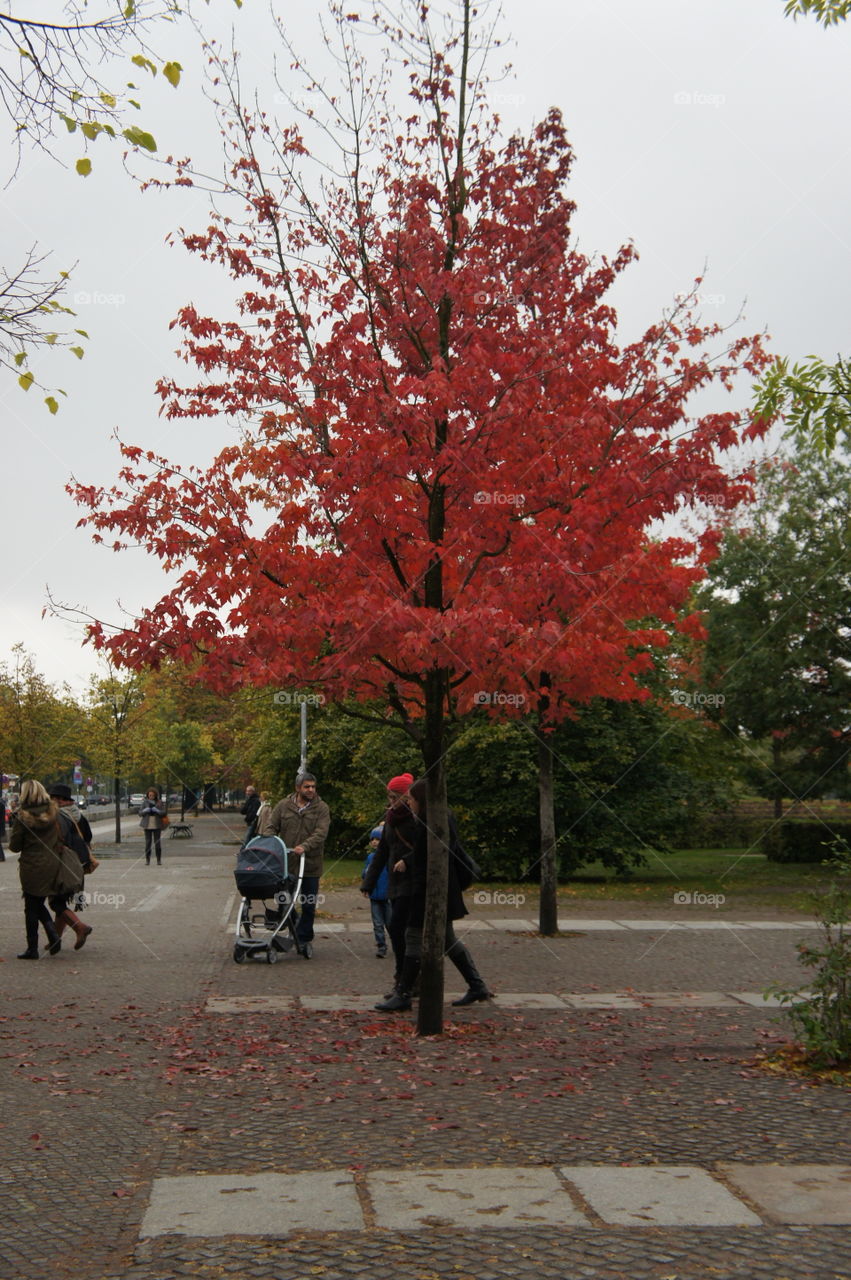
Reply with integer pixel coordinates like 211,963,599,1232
44,921,62,956
375,957,419,1011
448,941,493,1006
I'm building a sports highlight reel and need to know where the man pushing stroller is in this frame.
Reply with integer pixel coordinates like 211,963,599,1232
269,773,330,956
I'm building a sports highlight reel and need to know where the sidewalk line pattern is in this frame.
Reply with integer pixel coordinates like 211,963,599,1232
204,990,796,1014
139,1163,851,1238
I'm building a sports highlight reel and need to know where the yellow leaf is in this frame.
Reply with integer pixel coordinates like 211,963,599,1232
76,157,93,176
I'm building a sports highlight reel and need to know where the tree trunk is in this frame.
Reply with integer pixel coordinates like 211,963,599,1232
417,669,449,1037
538,728,559,935
772,738,784,821
113,771,122,843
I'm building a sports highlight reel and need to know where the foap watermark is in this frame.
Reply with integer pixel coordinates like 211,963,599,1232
473,289,525,307
275,889,325,907
673,90,726,108
473,690,527,707
273,690,326,706
473,890,526,907
486,90,526,108
672,690,725,709
78,890,126,908
73,289,126,307
674,291,726,307
673,890,725,909
474,491,525,506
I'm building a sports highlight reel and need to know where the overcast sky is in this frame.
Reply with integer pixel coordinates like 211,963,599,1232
2,0,850,696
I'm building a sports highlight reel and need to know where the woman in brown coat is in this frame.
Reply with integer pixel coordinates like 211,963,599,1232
10,780,86,958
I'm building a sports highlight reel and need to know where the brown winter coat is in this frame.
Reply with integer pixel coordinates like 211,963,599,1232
269,793,330,877
9,803,83,898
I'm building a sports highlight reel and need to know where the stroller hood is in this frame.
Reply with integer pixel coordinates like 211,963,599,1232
235,834,290,896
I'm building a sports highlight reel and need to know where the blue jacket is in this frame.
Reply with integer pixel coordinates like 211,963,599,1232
362,849,389,901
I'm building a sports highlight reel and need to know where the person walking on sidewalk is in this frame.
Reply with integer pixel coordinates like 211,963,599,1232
362,773,416,995
0,793,5,861
255,791,274,837
269,772,330,956
362,826,391,958
47,783,95,949
375,777,492,1012
140,787,166,865
9,780,83,958
241,786,261,839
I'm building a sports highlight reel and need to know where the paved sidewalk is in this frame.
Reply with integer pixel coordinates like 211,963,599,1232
1,817,849,1280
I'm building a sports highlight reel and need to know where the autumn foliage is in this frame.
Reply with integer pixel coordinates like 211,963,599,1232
71,1,771,1031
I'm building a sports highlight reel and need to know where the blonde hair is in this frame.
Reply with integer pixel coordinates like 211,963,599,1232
260,791,270,802
20,779,51,810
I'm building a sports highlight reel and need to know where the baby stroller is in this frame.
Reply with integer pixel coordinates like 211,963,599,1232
233,834,308,964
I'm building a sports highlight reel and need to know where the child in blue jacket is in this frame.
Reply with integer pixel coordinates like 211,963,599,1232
362,826,390,958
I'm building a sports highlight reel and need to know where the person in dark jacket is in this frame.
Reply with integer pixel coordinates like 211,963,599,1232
240,786,261,837
9,780,83,958
375,777,492,1012
47,783,95,947
362,773,416,992
269,773,330,953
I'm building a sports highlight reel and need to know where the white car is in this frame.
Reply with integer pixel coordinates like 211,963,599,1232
129,793,145,809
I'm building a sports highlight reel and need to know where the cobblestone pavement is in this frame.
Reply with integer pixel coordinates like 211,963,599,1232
1,818,849,1280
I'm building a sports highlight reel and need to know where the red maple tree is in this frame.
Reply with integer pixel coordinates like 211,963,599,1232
71,1,770,1032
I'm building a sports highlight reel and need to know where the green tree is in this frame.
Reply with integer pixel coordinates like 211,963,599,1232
85,664,145,840
701,447,851,818
0,1,187,406
0,643,83,781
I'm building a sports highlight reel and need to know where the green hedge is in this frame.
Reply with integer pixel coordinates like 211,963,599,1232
764,821,851,863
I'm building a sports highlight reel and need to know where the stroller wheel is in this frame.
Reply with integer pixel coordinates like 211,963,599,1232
233,945,247,964
266,947,278,965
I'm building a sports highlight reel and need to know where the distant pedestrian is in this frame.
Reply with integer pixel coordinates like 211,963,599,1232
9,780,82,959
255,791,274,837
47,784,95,948
269,772,330,956
241,786,261,838
139,787,166,866
362,826,390,958
0,793,5,861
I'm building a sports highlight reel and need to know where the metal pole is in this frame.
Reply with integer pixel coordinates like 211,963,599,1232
300,700,308,777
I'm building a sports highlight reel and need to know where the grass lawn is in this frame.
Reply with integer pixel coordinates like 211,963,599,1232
323,849,831,913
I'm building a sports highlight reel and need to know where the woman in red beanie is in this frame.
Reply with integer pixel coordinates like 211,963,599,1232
362,773,416,998
375,777,492,1012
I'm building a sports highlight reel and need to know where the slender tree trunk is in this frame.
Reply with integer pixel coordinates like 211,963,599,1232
772,737,784,821
538,728,559,935
417,669,449,1037
113,765,122,843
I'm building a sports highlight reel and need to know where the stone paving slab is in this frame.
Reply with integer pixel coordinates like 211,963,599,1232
203,990,796,1014
562,1165,763,1227
718,1163,851,1225
367,1166,589,1229
139,1163,851,1237
140,1171,363,1238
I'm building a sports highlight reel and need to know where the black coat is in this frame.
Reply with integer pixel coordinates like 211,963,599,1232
241,794,261,826
362,806,417,900
405,811,468,927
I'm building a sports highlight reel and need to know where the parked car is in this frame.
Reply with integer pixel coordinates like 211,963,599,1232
129,793,145,809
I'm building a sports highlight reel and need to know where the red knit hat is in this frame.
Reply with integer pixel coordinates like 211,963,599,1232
387,772,414,794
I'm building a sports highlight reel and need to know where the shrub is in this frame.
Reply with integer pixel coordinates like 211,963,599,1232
764,821,851,863
770,841,851,1067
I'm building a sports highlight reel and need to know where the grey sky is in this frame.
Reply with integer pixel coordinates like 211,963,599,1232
2,0,850,694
